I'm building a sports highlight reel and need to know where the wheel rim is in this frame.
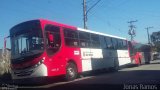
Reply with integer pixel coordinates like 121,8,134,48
67,67,75,78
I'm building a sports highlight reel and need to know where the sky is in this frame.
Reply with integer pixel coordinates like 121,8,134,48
1,0,160,48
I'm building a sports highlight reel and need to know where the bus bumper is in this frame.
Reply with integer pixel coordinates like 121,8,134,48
11,64,48,80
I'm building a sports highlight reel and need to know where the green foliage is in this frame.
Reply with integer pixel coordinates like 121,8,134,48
151,31,160,52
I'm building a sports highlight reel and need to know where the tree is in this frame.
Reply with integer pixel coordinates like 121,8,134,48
151,31,160,52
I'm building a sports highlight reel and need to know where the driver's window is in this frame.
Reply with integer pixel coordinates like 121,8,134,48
46,31,55,48
45,24,61,55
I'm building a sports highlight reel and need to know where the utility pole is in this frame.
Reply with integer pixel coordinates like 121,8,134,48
83,0,102,29
145,27,153,44
83,0,87,29
128,20,138,41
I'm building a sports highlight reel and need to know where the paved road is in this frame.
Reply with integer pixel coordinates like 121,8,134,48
17,60,160,89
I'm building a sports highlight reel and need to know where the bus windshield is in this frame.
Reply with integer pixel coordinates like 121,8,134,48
10,20,44,62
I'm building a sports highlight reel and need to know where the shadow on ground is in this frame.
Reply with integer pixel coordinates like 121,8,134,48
0,73,12,85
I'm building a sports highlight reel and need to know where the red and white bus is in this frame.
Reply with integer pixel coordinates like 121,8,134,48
128,41,142,65
10,19,131,82
128,41,151,65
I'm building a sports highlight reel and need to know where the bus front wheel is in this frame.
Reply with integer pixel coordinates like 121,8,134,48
65,62,78,81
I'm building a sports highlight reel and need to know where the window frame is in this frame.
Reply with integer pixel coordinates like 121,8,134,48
99,36,107,49
44,24,61,56
105,36,114,49
111,38,118,50
78,31,91,48
64,28,79,47
90,34,100,48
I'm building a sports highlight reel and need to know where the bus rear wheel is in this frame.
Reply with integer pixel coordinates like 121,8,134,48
110,59,119,72
65,63,78,81
113,59,119,71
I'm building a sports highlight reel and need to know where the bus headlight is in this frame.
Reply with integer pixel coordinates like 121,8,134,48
33,58,45,68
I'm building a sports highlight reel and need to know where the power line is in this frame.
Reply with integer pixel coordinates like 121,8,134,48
88,0,131,23
83,0,102,29
90,14,126,35
86,0,102,15
86,0,95,3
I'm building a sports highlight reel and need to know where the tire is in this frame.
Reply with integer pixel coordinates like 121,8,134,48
113,59,119,71
65,63,78,81
110,59,119,72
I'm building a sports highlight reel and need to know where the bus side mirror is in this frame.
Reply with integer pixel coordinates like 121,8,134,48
4,36,10,49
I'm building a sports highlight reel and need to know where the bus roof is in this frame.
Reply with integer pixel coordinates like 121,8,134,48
40,19,77,29
77,28,127,40
41,19,127,40
10,19,127,40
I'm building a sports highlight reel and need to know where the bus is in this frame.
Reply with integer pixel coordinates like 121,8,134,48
10,19,131,82
128,41,143,65
128,41,151,65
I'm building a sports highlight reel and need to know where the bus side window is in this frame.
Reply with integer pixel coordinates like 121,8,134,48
105,37,113,49
79,31,91,48
117,39,123,49
45,24,61,55
112,38,118,50
46,31,60,48
90,34,100,48
99,36,106,49
123,40,127,50
64,28,79,47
